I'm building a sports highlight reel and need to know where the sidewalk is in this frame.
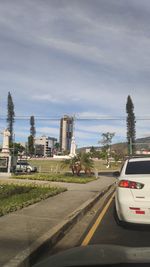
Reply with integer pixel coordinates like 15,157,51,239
0,176,116,267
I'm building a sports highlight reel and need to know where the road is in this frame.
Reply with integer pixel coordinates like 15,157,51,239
33,190,150,266
82,196,150,248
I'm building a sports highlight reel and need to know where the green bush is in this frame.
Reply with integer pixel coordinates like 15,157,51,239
0,184,31,199
0,183,66,216
12,173,96,183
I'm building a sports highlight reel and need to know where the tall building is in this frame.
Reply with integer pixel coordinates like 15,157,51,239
35,136,57,157
59,115,74,152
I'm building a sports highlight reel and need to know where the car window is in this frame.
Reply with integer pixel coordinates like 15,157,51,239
17,162,28,165
125,161,150,174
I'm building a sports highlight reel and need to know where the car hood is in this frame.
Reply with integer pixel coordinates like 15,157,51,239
33,244,150,266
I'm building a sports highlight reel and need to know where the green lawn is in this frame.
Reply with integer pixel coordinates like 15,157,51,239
12,173,96,183
29,159,121,173
0,183,66,216
29,159,64,173
93,160,121,171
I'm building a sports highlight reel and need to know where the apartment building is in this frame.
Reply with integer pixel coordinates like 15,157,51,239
59,115,74,152
35,136,57,157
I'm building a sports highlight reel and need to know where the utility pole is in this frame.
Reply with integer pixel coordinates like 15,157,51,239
13,134,15,158
129,138,133,156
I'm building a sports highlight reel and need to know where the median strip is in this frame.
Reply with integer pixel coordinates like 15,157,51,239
3,182,116,267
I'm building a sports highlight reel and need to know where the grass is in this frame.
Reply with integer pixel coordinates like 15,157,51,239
29,159,121,173
29,159,64,173
0,183,66,216
93,160,121,171
12,173,96,183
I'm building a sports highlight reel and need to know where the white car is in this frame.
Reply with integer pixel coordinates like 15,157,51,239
15,161,37,173
115,157,150,225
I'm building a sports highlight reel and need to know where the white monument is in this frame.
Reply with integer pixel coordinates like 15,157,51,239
69,136,76,157
0,129,11,176
2,129,10,155
53,136,76,159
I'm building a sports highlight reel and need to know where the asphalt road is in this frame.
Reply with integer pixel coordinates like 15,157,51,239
86,198,150,247
33,191,150,266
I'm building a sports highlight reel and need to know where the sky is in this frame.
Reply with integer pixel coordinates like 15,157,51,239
0,0,150,147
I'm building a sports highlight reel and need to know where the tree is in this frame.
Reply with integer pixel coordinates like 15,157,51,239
79,152,94,175
28,116,36,156
61,155,79,175
99,150,108,160
30,116,36,138
126,95,136,155
90,146,96,154
99,132,115,167
28,135,34,156
54,142,60,155
9,143,25,156
112,148,125,164
7,92,15,144
90,147,101,159
62,152,94,176
112,143,128,158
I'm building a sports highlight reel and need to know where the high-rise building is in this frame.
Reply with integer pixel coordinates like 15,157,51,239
59,115,74,152
35,136,57,157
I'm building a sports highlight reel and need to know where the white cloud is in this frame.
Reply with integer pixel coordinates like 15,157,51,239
1,1,150,145
33,94,64,104
36,127,59,137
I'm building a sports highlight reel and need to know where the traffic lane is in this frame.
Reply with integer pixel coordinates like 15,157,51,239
88,199,150,247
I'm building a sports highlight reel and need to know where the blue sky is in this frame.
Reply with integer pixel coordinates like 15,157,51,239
0,0,150,147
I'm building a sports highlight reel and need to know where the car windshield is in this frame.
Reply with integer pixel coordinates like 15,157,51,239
126,161,150,175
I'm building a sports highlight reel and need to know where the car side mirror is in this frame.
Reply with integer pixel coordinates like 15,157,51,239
113,171,120,178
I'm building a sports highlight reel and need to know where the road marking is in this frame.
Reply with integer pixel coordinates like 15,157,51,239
81,192,115,246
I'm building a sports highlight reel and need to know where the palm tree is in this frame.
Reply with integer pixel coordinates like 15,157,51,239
61,153,94,176
79,152,94,175
54,142,60,155
61,156,79,175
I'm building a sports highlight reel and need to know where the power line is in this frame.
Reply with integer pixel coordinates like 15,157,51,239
1,115,150,121
0,119,149,121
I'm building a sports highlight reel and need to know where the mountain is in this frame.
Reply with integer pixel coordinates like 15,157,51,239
78,137,150,153
111,137,150,151
135,136,150,150
136,136,150,144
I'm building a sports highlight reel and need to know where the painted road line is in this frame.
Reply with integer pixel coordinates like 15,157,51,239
81,192,115,246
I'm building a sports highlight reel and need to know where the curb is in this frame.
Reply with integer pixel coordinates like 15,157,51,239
3,183,116,267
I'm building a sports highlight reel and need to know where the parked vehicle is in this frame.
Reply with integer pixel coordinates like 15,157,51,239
115,157,150,225
15,161,37,173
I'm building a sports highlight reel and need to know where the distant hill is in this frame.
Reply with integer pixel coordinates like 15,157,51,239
78,136,150,153
111,142,128,154
113,137,150,152
136,136,150,144
77,146,101,153
135,136,150,150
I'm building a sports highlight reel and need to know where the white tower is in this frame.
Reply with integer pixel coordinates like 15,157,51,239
69,115,76,157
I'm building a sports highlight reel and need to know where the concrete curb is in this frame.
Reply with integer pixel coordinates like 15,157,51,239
3,183,116,267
